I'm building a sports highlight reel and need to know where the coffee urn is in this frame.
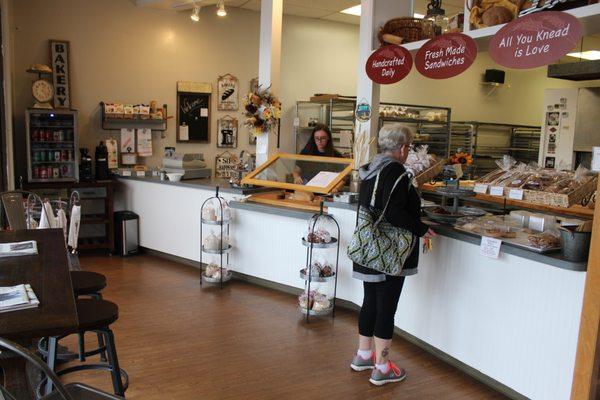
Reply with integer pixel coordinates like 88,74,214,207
79,148,93,181
95,141,109,180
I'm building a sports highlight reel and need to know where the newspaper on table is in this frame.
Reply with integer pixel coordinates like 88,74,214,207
0,240,38,258
0,284,39,313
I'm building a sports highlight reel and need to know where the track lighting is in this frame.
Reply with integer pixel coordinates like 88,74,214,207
217,0,227,17
191,4,201,22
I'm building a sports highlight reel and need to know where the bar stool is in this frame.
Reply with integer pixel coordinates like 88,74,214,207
41,299,129,397
0,337,124,400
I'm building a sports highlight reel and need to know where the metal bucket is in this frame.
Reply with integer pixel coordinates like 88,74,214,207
560,229,591,262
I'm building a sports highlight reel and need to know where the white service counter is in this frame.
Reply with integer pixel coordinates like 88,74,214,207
116,177,587,400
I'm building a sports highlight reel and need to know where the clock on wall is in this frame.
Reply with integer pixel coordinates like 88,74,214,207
27,64,54,109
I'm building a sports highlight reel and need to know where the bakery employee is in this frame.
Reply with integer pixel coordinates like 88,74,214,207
293,124,343,185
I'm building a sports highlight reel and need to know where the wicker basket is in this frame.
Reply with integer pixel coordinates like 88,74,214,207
414,159,445,187
378,18,435,46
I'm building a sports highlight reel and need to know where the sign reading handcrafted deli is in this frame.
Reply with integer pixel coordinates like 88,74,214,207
415,33,477,79
365,45,412,84
489,11,582,69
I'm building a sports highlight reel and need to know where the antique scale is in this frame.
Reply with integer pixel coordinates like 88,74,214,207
27,64,54,109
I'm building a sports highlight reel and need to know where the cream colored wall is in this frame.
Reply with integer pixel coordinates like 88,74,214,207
10,0,263,177
9,0,599,180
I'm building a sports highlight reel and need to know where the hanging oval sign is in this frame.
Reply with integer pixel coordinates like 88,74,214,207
365,45,413,84
489,11,582,69
415,33,478,79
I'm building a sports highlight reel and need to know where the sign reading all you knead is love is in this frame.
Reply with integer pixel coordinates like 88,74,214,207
366,45,413,84
489,11,582,69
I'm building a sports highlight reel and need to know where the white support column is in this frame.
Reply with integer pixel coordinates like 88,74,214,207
355,0,412,164
256,0,282,166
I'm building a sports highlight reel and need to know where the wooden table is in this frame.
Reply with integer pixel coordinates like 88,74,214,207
0,229,78,398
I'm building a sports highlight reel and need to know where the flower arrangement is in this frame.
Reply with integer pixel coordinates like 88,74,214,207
243,88,281,138
450,151,473,166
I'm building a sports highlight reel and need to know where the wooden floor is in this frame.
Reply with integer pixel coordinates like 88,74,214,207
60,254,508,400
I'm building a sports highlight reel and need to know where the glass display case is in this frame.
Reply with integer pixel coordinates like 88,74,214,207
26,109,78,183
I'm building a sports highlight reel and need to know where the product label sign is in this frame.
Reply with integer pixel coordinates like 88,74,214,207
365,45,413,84
489,11,582,69
415,33,478,79
508,189,524,200
474,183,488,194
480,236,502,259
490,186,505,196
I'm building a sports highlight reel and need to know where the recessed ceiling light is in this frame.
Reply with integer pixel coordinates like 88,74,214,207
566,50,600,60
340,5,361,16
340,5,425,19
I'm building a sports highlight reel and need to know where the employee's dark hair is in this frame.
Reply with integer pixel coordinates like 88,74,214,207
302,123,340,157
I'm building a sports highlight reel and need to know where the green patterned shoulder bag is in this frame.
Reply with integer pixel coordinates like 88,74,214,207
347,170,416,276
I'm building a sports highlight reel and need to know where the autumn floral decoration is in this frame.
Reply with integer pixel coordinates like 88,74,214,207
450,151,473,166
243,87,281,138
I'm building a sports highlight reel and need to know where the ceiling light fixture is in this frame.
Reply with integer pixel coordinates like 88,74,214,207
340,5,361,16
217,0,227,17
191,3,201,22
340,5,424,19
566,50,600,60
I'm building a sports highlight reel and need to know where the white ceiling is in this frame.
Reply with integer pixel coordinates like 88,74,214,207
133,0,466,25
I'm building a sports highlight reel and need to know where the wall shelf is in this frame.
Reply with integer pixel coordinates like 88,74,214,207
400,3,600,53
99,101,168,132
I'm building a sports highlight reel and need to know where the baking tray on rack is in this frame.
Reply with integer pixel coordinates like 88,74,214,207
299,270,336,282
301,238,338,248
201,218,231,225
202,244,232,254
202,270,233,284
299,305,333,316
454,227,561,254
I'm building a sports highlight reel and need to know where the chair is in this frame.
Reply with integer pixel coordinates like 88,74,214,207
0,191,47,231
40,299,129,397
0,337,124,400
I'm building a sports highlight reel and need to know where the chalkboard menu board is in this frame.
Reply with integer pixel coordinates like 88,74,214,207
177,89,211,143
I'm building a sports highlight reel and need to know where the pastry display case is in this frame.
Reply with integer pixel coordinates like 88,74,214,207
241,153,353,212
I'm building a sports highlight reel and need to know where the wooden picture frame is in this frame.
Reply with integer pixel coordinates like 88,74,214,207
49,39,71,109
217,74,239,111
217,115,238,149
176,81,212,143
242,153,353,195
215,151,239,179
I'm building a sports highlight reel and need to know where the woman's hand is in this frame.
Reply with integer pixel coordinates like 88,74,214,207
424,228,436,239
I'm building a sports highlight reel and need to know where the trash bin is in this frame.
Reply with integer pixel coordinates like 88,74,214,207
115,211,139,256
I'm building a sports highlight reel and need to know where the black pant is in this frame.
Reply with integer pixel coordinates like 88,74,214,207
358,276,406,340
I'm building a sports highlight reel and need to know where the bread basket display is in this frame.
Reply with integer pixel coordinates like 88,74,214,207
377,17,435,46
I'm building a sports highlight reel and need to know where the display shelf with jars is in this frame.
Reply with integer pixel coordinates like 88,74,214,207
26,109,78,183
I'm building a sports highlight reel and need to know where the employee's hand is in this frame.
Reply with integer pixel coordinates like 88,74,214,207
424,228,437,239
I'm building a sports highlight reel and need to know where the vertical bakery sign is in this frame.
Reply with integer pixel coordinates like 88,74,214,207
217,73,238,111
217,115,238,149
49,40,71,108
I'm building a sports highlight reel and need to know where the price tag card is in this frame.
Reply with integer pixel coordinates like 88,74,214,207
592,147,600,172
490,186,505,196
474,184,488,194
480,236,502,259
121,170,132,177
136,170,146,177
508,189,524,200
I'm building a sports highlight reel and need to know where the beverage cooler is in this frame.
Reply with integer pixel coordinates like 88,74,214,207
26,109,78,183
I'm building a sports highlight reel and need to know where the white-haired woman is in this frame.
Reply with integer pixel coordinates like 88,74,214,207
350,124,435,385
